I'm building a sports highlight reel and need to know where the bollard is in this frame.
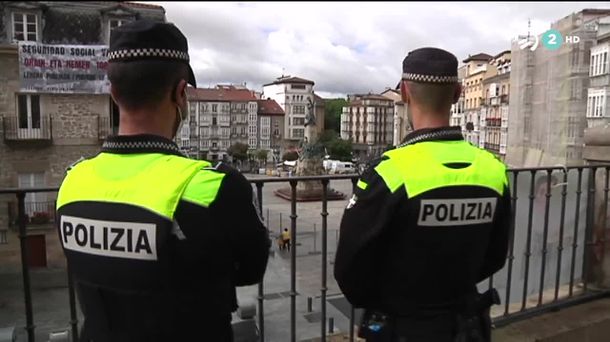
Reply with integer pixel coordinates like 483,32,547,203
328,317,334,334
307,297,313,313
313,223,317,253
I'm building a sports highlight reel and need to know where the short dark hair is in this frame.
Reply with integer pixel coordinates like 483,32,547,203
405,81,458,113
108,60,189,110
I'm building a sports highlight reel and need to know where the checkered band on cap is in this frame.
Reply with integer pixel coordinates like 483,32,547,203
402,73,458,84
108,48,190,62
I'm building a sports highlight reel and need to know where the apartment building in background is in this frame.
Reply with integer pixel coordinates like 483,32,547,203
451,65,468,129
481,50,511,159
508,9,610,167
341,93,394,160
0,1,165,269
380,88,409,146
256,99,285,162
262,75,325,151
462,53,493,146
186,86,259,161
587,15,610,129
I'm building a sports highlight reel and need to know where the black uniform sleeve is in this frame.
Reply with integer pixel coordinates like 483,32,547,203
478,183,512,282
334,160,399,307
211,166,270,286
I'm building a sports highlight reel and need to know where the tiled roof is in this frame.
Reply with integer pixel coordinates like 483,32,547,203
257,99,285,116
493,50,511,59
463,53,492,63
187,87,258,102
263,76,314,86
122,2,165,10
95,2,165,11
347,93,393,106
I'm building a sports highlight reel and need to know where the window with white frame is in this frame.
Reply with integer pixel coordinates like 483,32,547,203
249,138,257,147
261,127,270,137
18,172,46,216
249,125,257,135
189,102,197,115
201,140,209,149
292,128,304,138
13,12,38,41
293,105,305,114
587,89,606,118
17,94,41,129
220,140,230,149
590,45,609,77
260,116,271,127
180,125,189,139
240,127,247,135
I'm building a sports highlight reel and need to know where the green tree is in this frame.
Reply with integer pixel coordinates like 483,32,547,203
327,138,352,161
316,129,352,161
256,149,269,163
227,142,249,162
282,151,299,161
324,98,348,133
317,129,339,145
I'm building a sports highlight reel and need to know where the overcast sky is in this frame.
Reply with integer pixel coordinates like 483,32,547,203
150,1,610,98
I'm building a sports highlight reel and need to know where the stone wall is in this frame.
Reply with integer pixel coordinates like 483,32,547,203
0,50,110,271
44,94,110,141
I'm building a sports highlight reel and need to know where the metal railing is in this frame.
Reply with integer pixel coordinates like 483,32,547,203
7,201,56,227
1,165,610,342
2,115,53,141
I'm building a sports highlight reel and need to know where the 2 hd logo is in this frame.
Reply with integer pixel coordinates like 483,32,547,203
520,29,580,51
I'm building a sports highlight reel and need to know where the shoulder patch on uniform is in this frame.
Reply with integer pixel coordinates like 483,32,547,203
346,194,358,209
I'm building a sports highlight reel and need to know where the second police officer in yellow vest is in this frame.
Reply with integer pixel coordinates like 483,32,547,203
334,48,512,342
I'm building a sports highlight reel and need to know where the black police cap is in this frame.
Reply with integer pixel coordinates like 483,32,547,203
108,20,197,87
396,47,458,89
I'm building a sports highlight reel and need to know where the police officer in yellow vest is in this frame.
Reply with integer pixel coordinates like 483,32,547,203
56,20,270,342
334,48,512,342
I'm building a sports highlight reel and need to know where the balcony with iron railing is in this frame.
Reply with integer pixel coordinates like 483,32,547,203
2,165,610,341
2,115,53,142
484,142,501,152
7,200,56,228
486,117,502,127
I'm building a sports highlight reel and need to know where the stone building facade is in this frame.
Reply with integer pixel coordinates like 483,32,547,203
341,93,394,160
0,2,165,271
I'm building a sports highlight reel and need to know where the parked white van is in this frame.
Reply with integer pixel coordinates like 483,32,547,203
330,161,356,174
